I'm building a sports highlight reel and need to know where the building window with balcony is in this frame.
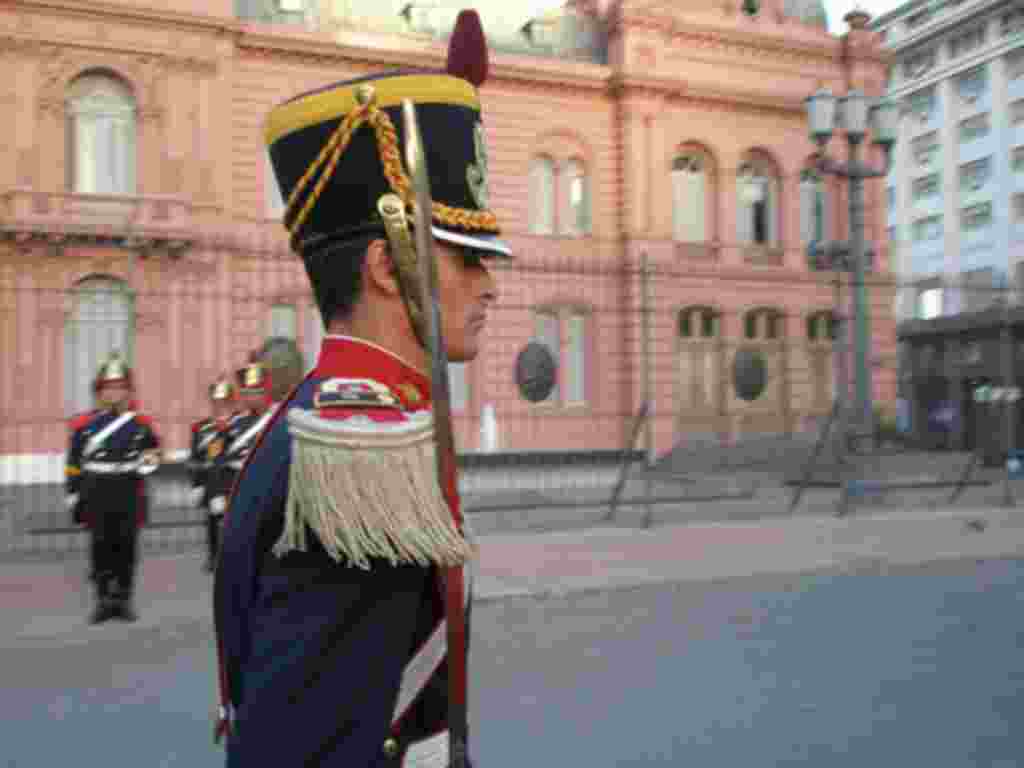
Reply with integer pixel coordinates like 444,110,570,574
1013,193,1024,228
904,48,936,79
912,215,943,242
905,7,933,29
528,155,555,234
672,152,709,243
66,72,136,196
559,158,591,236
959,113,990,142
737,155,779,247
959,157,991,192
65,275,134,416
950,27,986,59
962,202,993,232
912,173,941,201
957,66,988,105
1008,50,1024,80
1002,7,1024,37
907,87,937,123
911,131,939,168
533,306,589,406
1011,100,1024,125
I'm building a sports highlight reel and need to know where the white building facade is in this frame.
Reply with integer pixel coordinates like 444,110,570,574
874,0,1024,320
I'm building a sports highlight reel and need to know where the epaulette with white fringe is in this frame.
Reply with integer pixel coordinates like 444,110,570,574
272,380,474,570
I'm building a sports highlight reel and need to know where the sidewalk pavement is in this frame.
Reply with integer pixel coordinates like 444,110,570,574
2,503,1023,644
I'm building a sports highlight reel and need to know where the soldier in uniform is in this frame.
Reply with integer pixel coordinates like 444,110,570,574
189,374,238,572
66,353,161,623
257,337,306,412
213,10,506,766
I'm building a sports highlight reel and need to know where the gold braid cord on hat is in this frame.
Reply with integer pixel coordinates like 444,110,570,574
284,87,498,251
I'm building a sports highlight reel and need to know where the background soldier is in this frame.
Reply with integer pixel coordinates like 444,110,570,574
257,336,306,410
189,374,237,572
206,361,274,524
213,10,506,765
65,353,161,624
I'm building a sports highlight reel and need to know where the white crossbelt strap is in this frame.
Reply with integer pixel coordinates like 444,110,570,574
196,429,219,452
225,411,272,460
403,731,449,768
391,566,472,725
84,411,136,458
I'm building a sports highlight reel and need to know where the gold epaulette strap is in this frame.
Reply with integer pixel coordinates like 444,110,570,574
284,90,498,251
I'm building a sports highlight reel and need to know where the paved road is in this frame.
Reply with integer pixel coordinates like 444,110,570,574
3,557,1022,767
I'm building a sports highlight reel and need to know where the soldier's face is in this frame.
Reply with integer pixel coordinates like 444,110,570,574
212,401,234,420
98,383,130,409
436,242,496,363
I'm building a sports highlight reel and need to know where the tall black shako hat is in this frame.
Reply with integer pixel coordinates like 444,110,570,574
264,9,509,260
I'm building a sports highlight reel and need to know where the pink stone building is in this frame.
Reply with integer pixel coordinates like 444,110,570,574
0,0,896,482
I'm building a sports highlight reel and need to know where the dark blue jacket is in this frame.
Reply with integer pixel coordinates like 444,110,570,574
214,376,449,767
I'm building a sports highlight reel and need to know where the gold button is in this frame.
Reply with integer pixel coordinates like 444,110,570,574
383,737,400,758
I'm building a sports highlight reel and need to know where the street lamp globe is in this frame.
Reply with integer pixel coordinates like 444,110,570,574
839,89,869,142
805,88,836,148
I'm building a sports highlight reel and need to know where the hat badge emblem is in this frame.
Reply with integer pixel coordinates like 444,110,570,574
467,122,489,210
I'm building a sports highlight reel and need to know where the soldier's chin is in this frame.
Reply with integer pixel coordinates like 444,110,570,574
446,341,479,364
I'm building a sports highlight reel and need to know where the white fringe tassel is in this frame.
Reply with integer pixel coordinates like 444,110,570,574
272,408,474,569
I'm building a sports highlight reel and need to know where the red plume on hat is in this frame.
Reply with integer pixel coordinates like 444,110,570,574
446,9,489,87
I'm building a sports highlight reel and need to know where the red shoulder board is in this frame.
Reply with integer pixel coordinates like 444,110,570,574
69,411,95,431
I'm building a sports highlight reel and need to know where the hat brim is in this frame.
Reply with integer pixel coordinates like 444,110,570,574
432,226,511,258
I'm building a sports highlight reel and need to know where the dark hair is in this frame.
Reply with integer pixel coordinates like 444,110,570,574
301,233,381,327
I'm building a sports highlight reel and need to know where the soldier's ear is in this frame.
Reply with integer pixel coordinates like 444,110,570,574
363,239,401,298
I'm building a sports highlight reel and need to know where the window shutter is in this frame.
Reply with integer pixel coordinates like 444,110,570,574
535,311,560,403
682,169,705,242
800,179,816,244
566,312,587,404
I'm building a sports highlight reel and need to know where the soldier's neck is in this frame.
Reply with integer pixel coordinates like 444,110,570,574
327,314,427,374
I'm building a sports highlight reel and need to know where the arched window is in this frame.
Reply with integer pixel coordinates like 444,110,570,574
529,156,555,234
806,310,837,342
737,155,779,246
672,153,708,242
678,306,719,339
743,308,782,340
66,72,136,195
559,158,591,235
64,276,134,415
799,168,828,245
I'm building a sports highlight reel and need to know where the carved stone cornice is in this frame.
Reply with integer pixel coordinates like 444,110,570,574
10,0,240,36
236,30,611,92
608,74,805,116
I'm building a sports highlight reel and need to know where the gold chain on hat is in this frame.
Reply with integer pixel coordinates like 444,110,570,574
284,84,498,251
